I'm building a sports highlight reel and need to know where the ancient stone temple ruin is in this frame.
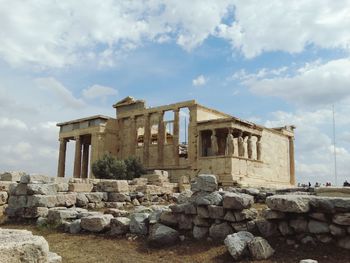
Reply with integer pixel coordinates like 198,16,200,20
57,97,295,187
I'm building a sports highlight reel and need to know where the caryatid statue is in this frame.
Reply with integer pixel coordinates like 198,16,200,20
257,136,262,161
238,131,245,157
211,129,219,156
247,133,253,159
225,128,235,156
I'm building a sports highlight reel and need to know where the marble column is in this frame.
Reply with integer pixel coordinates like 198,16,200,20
73,136,82,178
130,116,137,155
81,143,89,178
173,108,180,166
57,138,67,177
256,136,262,161
143,113,150,166
247,134,253,159
289,137,296,186
157,111,165,165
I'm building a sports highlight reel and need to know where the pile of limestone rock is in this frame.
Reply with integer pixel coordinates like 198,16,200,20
262,194,350,249
1,171,180,222
0,228,61,263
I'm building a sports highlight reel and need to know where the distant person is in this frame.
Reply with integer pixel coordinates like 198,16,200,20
343,180,350,187
308,182,311,187
315,182,320,187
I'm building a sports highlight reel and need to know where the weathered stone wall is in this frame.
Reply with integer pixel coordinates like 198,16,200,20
0,228,61,263
262,194,350,249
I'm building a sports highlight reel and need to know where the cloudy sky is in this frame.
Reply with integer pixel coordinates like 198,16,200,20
1,0,350,185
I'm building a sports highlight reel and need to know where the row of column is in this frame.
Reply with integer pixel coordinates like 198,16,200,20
57,136,90,178
130,108,180,167
208,129,262,161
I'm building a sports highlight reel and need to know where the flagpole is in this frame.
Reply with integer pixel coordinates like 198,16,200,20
332,104,337,186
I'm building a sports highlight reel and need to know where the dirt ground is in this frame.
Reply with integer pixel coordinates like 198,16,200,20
2,223,350,263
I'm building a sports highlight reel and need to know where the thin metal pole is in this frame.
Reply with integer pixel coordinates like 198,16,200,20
184,117,187,144
332,104,337,186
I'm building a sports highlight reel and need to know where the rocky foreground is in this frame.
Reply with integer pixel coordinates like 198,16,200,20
1,172,350,262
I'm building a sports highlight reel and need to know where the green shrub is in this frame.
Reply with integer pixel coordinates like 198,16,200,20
92,153,127,180
124,156,146,180
92,154,146,180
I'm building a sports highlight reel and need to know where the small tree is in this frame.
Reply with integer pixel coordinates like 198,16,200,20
92,153,127,179
124,156,146,180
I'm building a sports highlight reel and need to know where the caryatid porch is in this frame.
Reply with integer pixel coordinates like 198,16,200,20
56,115,114,178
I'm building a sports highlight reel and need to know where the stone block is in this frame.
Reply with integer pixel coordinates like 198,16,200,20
255,219,278,237
290,217,308,233
193,226,209,239
69,219,81,234
262,208,285,220
27,195,56,208
56,193,77,207
209,222,234,241
27,184,58,195
0,228,50,262
108,193,131,202
234,208,258,222
223,192,254,210
130,178,148,186
224,211,237,222
224,231,254,260
48,208,79,224
192,191,223,206
160,211,178,226
329,224,346,236
208,205,225,219
104,208,129,217
68,183,93,192
232,222,248,232
178,214,192,230
309,212,328,222
193,215,210,227
148,223,179,247
278,221,294,236
0,171,25,182
80,214,113,232
13,183,28,195
266,195,311,213
0,191,8,205
95,180,129,193
85,192,107,203
110,217,130,235
23,207,49,218
48,252,62,263
308,220,329,234
197,206,209,218
191,174,218,192
129,212,149,235
76,193,89,207
248,237,275,260
7,195,27,209
56,183,69,192
333,213,350,225
310,196,350,213
104,202,125,209
20,174,53,184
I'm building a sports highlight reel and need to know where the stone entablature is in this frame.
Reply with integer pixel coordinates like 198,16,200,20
56,97,295,187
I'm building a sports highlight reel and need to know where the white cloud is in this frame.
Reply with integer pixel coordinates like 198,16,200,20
0,117,27,130
35,77,85,108
1,1,350,68
82,84,118,100
192,75,207,86
240,58,350,106
262,106,350,185
218,0,350,58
